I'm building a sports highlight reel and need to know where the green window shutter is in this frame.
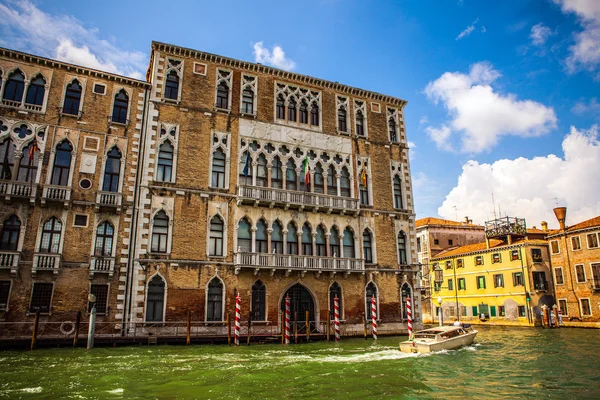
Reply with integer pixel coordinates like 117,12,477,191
490,306,497,317
472,306,478,316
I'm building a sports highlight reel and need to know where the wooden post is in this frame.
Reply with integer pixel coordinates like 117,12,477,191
227,312,231,345
186,311,191,346
73,311,81,348
363,312,368,340
305,311,310,342
247,312,251,345
30,311,40,351
326,309,330,342
281,311,285,344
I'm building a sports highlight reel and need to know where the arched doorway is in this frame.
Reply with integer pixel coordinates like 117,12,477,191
146,275,165,322
280,283,315,324
401,282,412,320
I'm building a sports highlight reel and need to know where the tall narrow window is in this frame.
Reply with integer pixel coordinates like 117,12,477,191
393,176,403,209
209,216,224,256
316,225,326,256
242,88,254,114
89,284,109,314
338,107,347,132
39,217,62,253
397,231,407,264
271,221,283,254
151,211,169,253
0,215,20,251
340,167,351,197
288,97,297,122
359,172,369,205
251,280,266,321
164,71,179,100
363,230,373,263
302,224,313,256
239,151,252,184
51,141,72,186
102,147,122,192
271,156,283,189
0,281,11,311
0,138,14,180
286,223,298,255
276,95,286,119
366,282,378,319
216,81,229,109
237,218,252,252
327,165,337,195
343,228,355,258
211,148,226,188
207,278,223,321
310,102,319,126
3,70,25,103
330,226,340,257
313,164,324,194
62,80,82,115
256,219,268,253
146,275,165,322
29,282,53,314
156,141,174,182
286,159,297,190
25,75,46,106
388,118,397,142
329,282,342,320
356,111,365,136
299,100,308,124
18,141,38,182
256,154,268,187
111,89,129,124
94,221,114,257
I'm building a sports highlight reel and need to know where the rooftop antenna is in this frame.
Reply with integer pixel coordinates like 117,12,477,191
453,205,458,221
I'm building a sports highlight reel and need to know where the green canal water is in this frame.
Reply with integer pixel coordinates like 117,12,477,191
1,327,599,399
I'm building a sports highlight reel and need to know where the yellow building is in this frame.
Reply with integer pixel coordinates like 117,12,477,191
430,217,554,326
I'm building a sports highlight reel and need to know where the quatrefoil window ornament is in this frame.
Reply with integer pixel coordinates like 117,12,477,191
0,122,7,132
14,124,32,138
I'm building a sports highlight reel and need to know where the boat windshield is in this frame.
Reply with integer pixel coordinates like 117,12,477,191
414,333,437,339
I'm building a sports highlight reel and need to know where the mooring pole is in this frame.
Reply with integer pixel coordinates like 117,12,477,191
305,311,310,342
73,311,81,348
87,305,96,350
186,311,191,346
227,312,231,345
30,311,40,351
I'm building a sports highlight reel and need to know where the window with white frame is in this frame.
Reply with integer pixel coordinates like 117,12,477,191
365,282,378,319
358,157,371,206
558,299,568,316
94,221,114,257
571,236,581,251
575,264,586,283
111,89,129,124
151,211,169,253
209,215,224,256
354,100,367,137
0,280,10,311
397,231,407,264
146,275,165,322
550,240,560,254
391,161,404,209
554,267,564,285
387,108,399,143
25,74,46,109
163,59,183,102
62,79,83,116
3,69,25,105
39,217,62,253
102,147,122,192
240,75,257,115
215,69,232,110
363,229,373,263
206,277,224,321
586,233,599,249
336,96,349,134
155,124,178,183
51,140,73,186
580,298,592,316
274,82,321,129
0,214,20,251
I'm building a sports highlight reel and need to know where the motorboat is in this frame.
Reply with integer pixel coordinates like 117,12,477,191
399,325,478,354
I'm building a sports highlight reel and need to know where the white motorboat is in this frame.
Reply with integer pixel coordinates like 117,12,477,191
400,325,478,354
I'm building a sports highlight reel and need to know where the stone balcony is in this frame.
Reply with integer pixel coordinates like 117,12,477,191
32,253,61,277
234,252,365,276
237,185,359,215
41,185,71,208
95,191,122,212
0,251,20,276
0,180,37,205
89,256,116,279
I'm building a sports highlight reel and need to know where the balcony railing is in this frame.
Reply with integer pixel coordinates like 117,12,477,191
533,280,549,291
1,99,22,108
32,253,61,277
234,252,365,275
0,180,37,205
237,185,359,214
485,216,527,238
41,185,71,208
89,256,115,278
24,103,43,112
0,251,20,275
95,191,122,212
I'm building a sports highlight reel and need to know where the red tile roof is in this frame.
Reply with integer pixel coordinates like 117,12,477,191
416,217,483,229
567,216,600,232
432,238,548,259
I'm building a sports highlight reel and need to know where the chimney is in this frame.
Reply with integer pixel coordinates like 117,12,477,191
541,221,548,232
553,207,567,231
464,216,469,223
468,219,473,224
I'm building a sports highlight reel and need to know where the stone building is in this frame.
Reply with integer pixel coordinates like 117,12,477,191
415,217,485,323
123,41,421,335
548,208,600,323
0,47,149,326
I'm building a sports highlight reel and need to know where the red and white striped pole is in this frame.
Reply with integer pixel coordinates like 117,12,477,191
407,296,413,340
285,295,291,344
371,295,377,340
334,295,340,342
234,294,241,346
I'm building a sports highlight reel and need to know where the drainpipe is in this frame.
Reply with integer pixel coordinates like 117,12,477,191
519,248,532,325
453,258,460,321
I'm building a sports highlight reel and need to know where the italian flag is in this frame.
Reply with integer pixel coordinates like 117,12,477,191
302,157,310,185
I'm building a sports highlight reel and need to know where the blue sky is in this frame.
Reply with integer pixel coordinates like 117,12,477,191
1,0,598,227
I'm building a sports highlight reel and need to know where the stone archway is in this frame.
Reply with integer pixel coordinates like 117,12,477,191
280,283,316,323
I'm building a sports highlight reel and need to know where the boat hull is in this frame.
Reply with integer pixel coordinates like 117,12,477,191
400,331,477,354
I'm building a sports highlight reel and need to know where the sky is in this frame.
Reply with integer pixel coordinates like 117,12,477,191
0,0,598,228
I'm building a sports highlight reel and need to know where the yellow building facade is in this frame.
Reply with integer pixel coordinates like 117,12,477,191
430,217,554,326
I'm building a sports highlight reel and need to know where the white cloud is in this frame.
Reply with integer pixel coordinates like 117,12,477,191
0,1,146,79
572,97,600,116
424,62,557,153
438,125,600,227
530,23,554,46
456,18,480,40
253,42,296,71
552,0,600,74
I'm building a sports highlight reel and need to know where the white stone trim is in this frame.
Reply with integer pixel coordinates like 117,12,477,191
336,95,350,135
207,204,228,258
274,81,322,131
205,274,226,322
214,68,233,110
163,58,183,103
240,74,258,116
208,131,231,189
145,271,168,322
155,123,179,183
390,160,407,210
109,86,132,125
357,156,372,206
59,75,87,117
353,99,368,138
364,280,380,320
